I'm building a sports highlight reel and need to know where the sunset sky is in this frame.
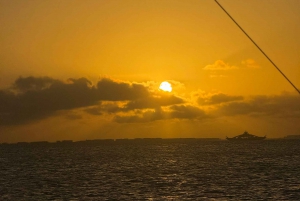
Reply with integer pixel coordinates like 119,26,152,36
1,0,300,143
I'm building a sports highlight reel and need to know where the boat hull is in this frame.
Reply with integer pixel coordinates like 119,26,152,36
226,136,266,141
226,131,266,141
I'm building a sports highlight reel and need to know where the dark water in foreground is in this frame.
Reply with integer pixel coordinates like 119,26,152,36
1,140,300,200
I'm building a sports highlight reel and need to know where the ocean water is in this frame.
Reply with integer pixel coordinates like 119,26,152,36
1,139,300,200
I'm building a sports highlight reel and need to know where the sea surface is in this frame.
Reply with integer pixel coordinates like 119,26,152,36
1,139,300,200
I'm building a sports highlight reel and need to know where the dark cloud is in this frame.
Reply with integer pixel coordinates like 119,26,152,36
217,93,300,118
169,105,207,119
65,113,83,120
84,106,103,116
3,76,298,126
84,94,184,116
97,78,150,100
198,93,243,105
0,77,99,125
13,76,58,92
114,105,207,123
84,102,122,115
217,102,254,116
114,108,164,123
0,76,151,125
124,95,185,110
1,76,187,125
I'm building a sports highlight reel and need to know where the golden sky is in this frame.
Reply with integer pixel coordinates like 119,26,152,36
0,0,300,142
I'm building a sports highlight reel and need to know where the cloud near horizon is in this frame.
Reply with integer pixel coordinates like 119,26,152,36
216,93,300,118
1,76,99,125
0,76,186,125
197,93,244,105
0,76,299,126
114,105,208,123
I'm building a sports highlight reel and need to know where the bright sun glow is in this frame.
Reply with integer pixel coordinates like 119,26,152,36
159,81,172,92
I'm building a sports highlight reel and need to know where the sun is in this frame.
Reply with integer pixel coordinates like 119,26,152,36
159,81,172,92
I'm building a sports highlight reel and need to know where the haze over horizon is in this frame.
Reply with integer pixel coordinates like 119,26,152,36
1,0,300,143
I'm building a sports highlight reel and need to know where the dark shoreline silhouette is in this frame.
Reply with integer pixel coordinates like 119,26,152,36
0,138,223,146
1,135,300,146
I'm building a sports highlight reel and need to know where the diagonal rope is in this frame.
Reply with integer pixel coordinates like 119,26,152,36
215,0,300,95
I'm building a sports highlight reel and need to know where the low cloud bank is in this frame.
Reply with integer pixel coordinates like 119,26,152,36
1,76,299,126
0,76,185,125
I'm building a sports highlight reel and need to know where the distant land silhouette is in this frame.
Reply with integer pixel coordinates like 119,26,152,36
0,138,222,145
1,136,300,146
